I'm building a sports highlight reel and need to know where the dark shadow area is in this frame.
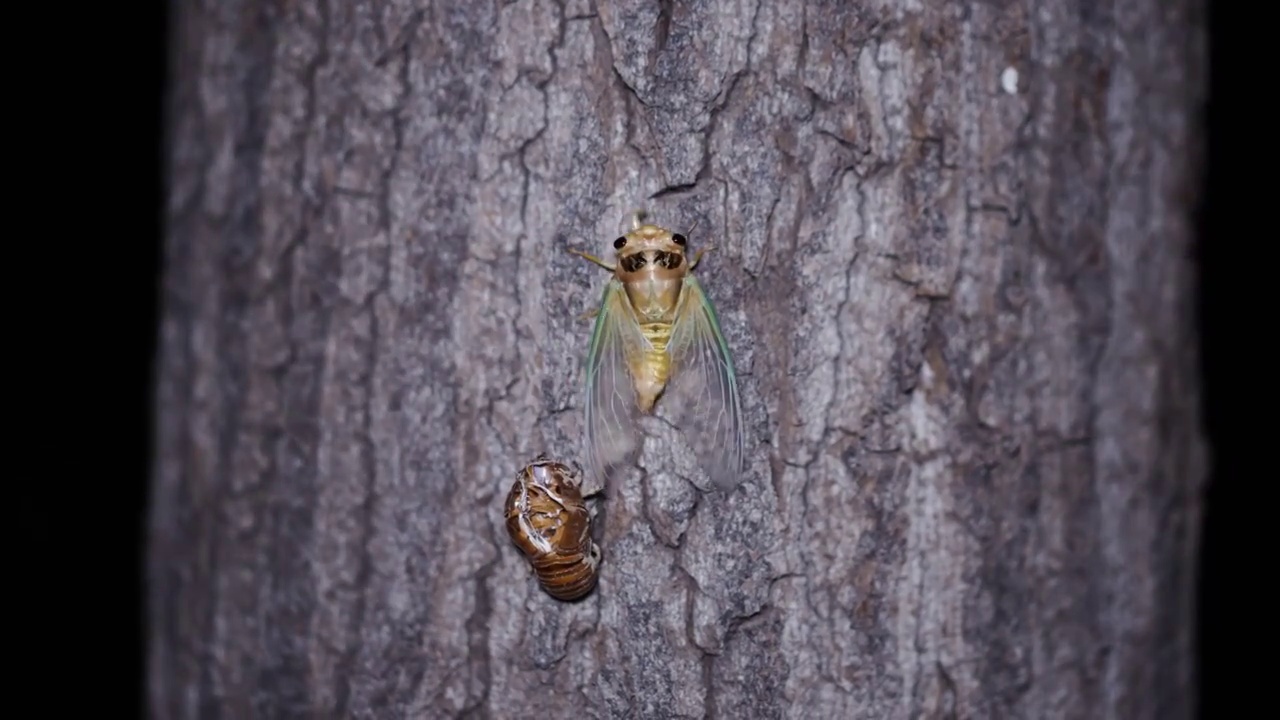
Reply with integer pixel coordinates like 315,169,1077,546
1195,1,1221,717
15,2,167,715
135,1,171,713
139,3,170,714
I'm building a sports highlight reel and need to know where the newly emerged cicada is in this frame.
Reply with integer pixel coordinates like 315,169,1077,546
570,210,745,491
504,455,602,601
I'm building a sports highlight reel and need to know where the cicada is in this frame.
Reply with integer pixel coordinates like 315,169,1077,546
570,210,745,491
504,455,602,601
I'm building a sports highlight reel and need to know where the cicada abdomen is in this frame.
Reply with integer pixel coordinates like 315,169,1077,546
504,456,602,601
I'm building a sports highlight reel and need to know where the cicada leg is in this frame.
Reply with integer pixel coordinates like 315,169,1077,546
570,249,613,322
689,245,714,271
568,248,616,272
517,511,553,555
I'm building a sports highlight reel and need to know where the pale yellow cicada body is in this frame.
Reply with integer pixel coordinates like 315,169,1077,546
570,211,745,491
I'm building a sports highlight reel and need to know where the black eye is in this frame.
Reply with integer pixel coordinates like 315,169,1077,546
672,233,687,246
613,237,627,249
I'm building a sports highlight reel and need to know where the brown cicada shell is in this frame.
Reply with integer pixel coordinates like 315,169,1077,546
504,455,602,601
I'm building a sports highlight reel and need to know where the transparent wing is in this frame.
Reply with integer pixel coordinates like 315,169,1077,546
583,279,646,488
666,275,745,490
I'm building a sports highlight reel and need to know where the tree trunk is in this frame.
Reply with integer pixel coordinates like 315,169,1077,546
150,0,1206,718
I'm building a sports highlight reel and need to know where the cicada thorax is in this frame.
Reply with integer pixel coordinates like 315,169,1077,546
504,459,602,601
616,254,686,413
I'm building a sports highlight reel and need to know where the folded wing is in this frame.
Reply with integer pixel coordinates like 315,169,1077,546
666,276,745,490
583,279,647,488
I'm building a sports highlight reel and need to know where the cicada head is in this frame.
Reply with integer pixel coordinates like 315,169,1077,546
610,216,691,279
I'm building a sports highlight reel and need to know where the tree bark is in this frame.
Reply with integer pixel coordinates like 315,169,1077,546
150,0,1206,718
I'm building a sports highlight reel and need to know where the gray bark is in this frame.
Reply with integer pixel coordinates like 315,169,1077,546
150,0,1206,718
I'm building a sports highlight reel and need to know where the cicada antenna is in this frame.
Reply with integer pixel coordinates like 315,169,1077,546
684,216,702,239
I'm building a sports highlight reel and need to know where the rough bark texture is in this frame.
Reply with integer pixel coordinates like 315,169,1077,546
150,0,1206,717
